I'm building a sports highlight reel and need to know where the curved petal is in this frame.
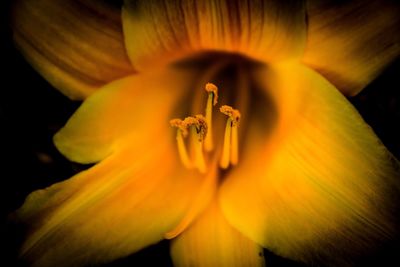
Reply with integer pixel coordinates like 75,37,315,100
165,162,218,239
122,0,306,70
219,62,400,266
303,0,400,96
12,0,134,100
14,140,206,267
170,199,266,267
54,67,199,164
13,65,218,266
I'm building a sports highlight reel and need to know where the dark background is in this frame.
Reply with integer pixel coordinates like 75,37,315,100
1,1,399,266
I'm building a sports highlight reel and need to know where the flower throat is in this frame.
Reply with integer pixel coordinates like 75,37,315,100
170,83,241,173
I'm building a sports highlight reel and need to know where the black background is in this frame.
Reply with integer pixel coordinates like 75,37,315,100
1,1,399,266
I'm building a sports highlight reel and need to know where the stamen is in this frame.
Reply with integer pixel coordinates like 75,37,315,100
171,84,242,172
205,83,219,106
170,119,191,169
219,105,241,168
230,120,239,165
183,115,208,173
220,117,232,169
204,83,218,152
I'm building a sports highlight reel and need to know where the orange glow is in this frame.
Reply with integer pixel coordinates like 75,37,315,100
12,1,400,267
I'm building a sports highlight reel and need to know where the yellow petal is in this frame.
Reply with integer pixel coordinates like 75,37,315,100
15,139,205,267
54,67,199,164
165,162,218,239
12,0,134,100
122,0,306,70
220,62,400,266
171,199,266,267
302,0,400,96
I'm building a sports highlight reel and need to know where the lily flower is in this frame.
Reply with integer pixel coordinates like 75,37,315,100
11,0,400,266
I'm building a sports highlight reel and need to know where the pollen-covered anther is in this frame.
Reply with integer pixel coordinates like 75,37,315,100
205,83,219,106
220,105,241,126
183,115,208,142
170,118,191,169
182,115,208,173
219,105,241,169
170,118,189,137
204,83,218,152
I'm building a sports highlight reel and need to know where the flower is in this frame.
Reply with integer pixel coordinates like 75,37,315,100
10,0,400,266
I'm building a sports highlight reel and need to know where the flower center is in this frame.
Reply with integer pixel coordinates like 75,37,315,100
170,83,241,173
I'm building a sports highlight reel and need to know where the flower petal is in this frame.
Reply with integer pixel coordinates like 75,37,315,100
165,163,218,239
303,0,400,96
220,62,400,266
12,0,134,100
122,0,306,70
15,139,205,267
170,199,266,267
54,67,199,164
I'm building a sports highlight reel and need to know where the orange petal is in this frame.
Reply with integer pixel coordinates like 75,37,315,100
170,199,266,267
303,0,400,96
122,0,306,70
12,0,134,100
219,62,400,266
54,67,199,164
15,138,205,267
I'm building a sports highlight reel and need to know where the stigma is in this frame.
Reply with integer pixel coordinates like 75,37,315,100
170,83,241,173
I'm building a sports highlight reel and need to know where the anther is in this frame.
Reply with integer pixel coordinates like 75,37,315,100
219,105,241,169
220,105,241,126
170,119,191,169
205,83,218,105
183,115,208,173
204,83,218,152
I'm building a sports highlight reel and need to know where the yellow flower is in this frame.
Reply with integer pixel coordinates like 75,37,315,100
11,0,400,266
